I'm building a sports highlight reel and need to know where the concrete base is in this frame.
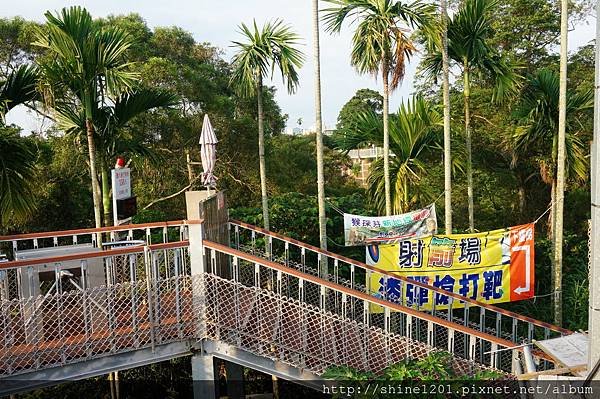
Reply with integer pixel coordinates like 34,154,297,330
185,190,216,220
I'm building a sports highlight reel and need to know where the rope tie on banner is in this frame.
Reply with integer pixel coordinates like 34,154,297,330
326,200,345,216
327,237,346,248
532,290,561,303
432,190,446,205
533,205,552,224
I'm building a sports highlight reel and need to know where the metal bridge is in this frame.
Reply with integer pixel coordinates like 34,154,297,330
0,194,571,397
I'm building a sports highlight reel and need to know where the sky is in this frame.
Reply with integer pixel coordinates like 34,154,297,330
2,0,597,133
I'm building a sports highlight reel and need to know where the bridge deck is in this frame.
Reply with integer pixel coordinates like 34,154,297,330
0,220,569,394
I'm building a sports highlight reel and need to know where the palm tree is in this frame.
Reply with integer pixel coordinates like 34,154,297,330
55,88,179,225
440,0,452,234
422,0,518,232
336,96,446,213
323,0,436,216
312,0,328,254
230,20,305,231
512,68,591,327
554,0,569,328
512,69,591,235
0,64,39,224
33,6,138,229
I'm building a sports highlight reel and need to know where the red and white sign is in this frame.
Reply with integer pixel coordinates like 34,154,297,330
112,168,131,200
112,167,133,226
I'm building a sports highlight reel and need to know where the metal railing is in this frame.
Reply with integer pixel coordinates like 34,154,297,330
203,240,519,375
0,221,558,381
228,221,571,353
0,241,195,376
0,220,195,261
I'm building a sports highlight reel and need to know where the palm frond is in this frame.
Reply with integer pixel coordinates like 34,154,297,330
323,0,434,88
420,0,519,98
337,96,441,213
112,88,179,127
0,64,39,122
0,128,37,223
33,6,139,113
230,19,305,97
334,110,383,151
512,69,591,184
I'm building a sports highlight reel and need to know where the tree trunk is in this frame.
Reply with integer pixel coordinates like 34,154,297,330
548,180,556,240
312,0,328,266
463,64,475,232
441,0,452,235
517,185,526,216
382,58,391,216
101,159,111,226
554,0,569,327
85,119,103,234
185,149,195,188
257,77,270,231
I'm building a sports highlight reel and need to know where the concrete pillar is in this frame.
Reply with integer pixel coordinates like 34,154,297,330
191,353,216,399
185,190,216,220
186,191,210,341
186,190,215,276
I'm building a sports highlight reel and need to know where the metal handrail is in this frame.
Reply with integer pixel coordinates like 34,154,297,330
0,220,201,242
203,239,552,373
0,242,193,378
205,240,517,348
0,220,199,262
228,220,572,341
0,240,190,270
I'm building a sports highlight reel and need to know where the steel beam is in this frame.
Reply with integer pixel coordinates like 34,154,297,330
0,341,197,396
201,339,322,391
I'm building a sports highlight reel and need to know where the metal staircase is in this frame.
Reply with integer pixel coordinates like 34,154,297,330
0,218,571,396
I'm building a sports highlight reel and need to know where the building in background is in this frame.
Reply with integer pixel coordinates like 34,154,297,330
345,146,395,187
282,125,335,136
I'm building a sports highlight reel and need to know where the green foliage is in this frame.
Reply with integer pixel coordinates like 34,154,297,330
0,127,37,224
231,192,366,246
335,96,446,213
488,0,593,73
267,133,358,197
0,17,41,78
323,351,504,399
229,19,305,97
0,64,38,121
323,0,436,88
322,364,375,381
337,89,383,131
33,6,138,105
231,192,371,261
421,0,519,101
512,68,592,186
0,2,597,387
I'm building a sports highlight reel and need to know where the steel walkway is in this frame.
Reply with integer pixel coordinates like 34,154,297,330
0,219,571,395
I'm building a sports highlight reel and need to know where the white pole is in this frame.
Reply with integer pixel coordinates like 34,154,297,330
588,0,600,378
111,169,118,227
